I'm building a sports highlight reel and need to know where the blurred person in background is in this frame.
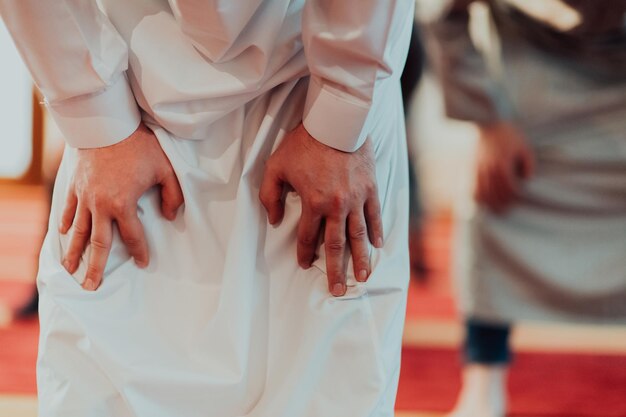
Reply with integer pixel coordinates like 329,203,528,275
0,1,414,416
420,1,626,416
401,24,429,280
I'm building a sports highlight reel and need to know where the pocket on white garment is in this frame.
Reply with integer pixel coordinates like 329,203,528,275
57,224,133,289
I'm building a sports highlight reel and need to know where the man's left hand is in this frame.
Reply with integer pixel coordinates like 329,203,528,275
259,123,383,297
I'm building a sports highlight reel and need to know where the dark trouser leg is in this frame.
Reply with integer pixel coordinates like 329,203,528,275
464,319,512,365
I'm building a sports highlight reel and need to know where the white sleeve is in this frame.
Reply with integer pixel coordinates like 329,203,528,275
302,0,413,152
0,0,141,149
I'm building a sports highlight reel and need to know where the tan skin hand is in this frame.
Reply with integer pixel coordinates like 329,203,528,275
259,123,383,297
60,123,184,291
475,122,535,213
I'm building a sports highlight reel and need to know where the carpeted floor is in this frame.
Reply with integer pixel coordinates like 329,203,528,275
398,346,626,416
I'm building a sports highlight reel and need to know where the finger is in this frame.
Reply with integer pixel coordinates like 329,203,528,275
63,205,91,274
59,188,78,234
259,163,285,225
348,210,370,282
116,210,149,268
364,190,384,248
297,204,322,268
83,214,113,291
325,216,347,297
160,171,184,221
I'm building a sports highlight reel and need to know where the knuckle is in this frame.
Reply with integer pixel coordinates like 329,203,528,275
110,198,130,215
327,270,345,282
90,238,110,250
73,224,89,237
122,235,141,249
92,192,109,207
356,255,370,267
349,226,368,240
78,191,92,205
298,233,317,246
326,239,346,253
330,193,346,211
307,197,325,213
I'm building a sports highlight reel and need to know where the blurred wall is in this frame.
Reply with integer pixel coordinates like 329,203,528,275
0,20,33,179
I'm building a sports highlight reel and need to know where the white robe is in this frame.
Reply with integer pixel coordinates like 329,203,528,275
0,1,414,416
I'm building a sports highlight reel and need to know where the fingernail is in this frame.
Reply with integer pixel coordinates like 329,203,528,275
375,237,383,248
83,278,96,291
357,269,368,282
135,258,148,268
58,222,66,234
62,259,71,272
331,283,346,297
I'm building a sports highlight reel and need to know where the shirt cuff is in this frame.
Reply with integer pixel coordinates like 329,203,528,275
45,75,141,149
302,78,371,153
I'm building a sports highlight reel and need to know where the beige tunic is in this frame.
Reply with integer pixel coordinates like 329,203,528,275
421,0,626,324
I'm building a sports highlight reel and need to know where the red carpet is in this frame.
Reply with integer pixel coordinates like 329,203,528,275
398,346,626,417
0,281,38,394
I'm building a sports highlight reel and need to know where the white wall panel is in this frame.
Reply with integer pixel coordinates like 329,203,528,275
0,20,33,178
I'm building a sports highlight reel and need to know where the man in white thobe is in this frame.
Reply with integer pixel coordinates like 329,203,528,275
0,1,413,415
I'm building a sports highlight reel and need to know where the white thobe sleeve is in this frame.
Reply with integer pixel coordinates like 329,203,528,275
0,0,141,149
302,0,412,152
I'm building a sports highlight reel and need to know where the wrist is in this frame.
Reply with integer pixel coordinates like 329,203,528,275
477,121,520,142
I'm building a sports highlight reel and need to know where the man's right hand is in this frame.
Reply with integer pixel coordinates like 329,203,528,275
60,123,184,291
474,122,535,213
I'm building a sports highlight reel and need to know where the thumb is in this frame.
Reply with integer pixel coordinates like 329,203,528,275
259,164,285,225
160,171,184,220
